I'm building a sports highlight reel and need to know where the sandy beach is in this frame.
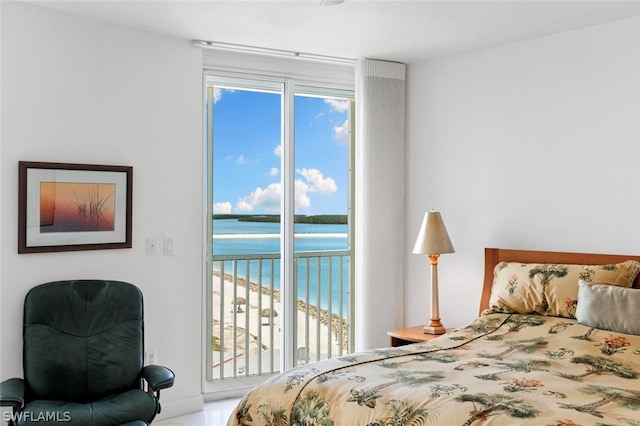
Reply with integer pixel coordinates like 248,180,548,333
211,271,349,377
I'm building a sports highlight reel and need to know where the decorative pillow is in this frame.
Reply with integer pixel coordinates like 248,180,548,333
486,260,640,318
576,280,640,335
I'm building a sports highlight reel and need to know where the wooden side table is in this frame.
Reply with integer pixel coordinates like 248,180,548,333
387,325,447,347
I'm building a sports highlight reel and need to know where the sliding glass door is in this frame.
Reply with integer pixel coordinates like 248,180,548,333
204,74,354,392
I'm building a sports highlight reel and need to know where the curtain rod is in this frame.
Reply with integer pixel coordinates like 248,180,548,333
193,40,355,65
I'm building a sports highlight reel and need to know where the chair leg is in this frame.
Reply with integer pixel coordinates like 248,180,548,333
146,385,162,414
8,405,21,426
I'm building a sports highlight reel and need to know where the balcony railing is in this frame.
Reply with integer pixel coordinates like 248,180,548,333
209,250,353,381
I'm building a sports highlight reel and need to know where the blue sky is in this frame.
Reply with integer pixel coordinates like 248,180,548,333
212,87,350,215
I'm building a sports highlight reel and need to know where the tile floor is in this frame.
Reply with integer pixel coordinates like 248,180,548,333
154,398,240,426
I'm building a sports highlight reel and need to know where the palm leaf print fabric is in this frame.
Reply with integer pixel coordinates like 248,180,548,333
228,313,640,425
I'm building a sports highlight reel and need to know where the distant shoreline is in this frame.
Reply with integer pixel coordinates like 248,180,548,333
213,214,347,225
213,233,346,239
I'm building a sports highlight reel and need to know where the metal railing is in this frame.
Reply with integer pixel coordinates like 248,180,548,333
210,250,352,381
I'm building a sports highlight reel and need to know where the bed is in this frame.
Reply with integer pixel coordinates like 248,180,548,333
227,248,640,425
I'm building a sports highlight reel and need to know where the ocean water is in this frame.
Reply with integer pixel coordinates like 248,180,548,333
213,219,349,310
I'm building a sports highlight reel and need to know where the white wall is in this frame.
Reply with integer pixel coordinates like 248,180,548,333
1,2,204,418
404,17,640,329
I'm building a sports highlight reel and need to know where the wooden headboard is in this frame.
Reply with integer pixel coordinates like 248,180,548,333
479,247,640,314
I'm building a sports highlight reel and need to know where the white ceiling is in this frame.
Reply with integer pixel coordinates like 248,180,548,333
27,0,640,63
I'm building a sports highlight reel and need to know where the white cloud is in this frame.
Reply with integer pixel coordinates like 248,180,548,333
235,155,246,165
294,180,311,209
234,182,310,213
213,88,235,104
333,119,350,143
233,168,336,213
269,167,279,177
297,168,337,193
213,202,232,214
236,200,254,212
274,144,282,157
324,98,349,113
236,183,281,213
321,99,350,143
213,88,222,103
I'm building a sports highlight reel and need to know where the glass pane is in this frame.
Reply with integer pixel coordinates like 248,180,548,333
293,91,351,364
210,82,283,379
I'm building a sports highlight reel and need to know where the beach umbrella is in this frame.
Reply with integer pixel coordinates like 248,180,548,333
233,297,247,313
261,308,278,325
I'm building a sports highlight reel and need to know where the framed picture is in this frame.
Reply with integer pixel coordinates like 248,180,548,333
18,161,133,253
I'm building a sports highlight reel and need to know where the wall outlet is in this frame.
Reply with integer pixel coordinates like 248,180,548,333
145,349,157,365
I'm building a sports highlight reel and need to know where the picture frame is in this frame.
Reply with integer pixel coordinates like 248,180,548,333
18,161,133,253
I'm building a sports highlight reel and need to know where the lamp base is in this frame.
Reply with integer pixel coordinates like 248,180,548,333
424,318,446,335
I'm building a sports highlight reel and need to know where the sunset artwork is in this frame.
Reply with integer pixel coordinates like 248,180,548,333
39,182,116,233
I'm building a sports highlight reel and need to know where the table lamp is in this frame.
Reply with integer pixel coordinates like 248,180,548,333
412,210,455,334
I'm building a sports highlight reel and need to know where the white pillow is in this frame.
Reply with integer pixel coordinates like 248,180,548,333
576,280,640,335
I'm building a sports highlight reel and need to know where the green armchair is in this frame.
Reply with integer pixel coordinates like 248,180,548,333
0,280,175,426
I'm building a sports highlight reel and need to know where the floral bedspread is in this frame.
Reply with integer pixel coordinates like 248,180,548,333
228,313,640,425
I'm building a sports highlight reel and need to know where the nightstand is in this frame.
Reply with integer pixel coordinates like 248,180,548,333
387,325,448,347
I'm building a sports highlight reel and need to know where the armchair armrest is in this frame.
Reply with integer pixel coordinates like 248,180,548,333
0,378,25,408
141,365,175,391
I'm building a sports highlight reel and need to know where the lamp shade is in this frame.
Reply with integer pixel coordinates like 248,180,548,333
412,210,455,255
